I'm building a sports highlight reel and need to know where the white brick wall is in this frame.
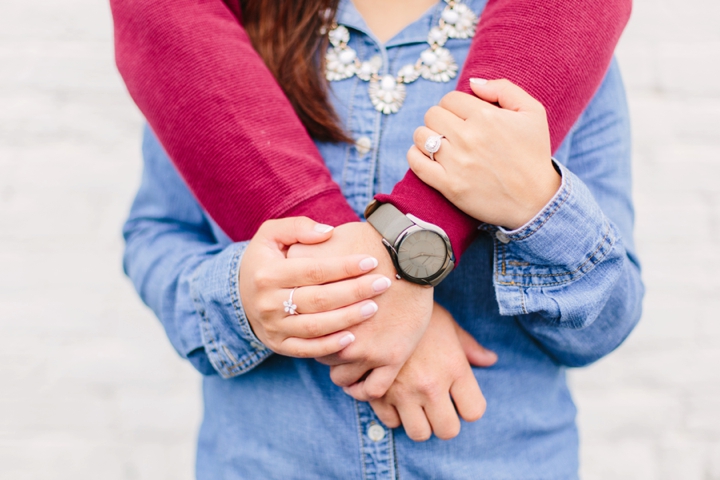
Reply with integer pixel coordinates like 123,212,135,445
0,0,717,478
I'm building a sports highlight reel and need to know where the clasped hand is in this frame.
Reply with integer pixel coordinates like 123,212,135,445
408,79,561,230
239,218,495,441
236,80,554,441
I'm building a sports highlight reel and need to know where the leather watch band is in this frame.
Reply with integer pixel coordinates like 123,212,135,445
366,203,414,245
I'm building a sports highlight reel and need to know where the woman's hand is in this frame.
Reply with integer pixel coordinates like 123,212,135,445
345,303,497,441
239,217,393,358
287,221,434,399
407,79,561,230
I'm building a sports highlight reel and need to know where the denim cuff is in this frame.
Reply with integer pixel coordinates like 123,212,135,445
190,241,272,378
492,161,619,317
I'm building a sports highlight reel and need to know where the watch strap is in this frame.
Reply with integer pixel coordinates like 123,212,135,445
366,203,414,245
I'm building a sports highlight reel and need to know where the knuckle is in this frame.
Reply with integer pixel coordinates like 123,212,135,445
407,147,425,171
329,370,349,387
354,282,369,301
309,291,330,312
413,127,424,145
445,181,464,200
364,383,387,400
465,396,488,423
253,269,274,289
343,259,357,277
290,343,311,358
292,216,309,231
384,416,401,429
303,318,322,338
436,423,461,441
440,91,462,107
333,346,353,363
424,106,442,125
409,428,432,442
385,348,404,366
306,263,326,284
416,379,441,398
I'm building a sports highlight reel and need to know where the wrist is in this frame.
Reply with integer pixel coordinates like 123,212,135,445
505,160,562,230
357,222,400,280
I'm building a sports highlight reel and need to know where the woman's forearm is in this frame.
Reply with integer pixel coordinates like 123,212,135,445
110,0,631,259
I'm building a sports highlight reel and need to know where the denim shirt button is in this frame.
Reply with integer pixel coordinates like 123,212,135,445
355,136,372,156
496,230,511,244
367,423,386,442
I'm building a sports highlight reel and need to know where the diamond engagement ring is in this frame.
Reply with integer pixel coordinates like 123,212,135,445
283,287,299,315
424,134,445,161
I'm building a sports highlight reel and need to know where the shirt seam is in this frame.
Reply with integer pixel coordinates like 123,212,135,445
495,217,615,287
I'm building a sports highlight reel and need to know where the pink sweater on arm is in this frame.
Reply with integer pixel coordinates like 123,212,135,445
110,0,631,260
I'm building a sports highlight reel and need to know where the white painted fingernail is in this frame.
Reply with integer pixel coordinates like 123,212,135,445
359,257,379,271
339,333,355,347
360,301,378,317
314,223,334,233
371,277,392,293
470,78,488,85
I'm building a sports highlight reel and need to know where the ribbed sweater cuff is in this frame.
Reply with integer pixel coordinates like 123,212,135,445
375,171,479,264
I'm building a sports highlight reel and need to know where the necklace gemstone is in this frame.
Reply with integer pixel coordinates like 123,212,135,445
338,49,357,64
441,9,460,24
323,0,477,114
369,75,407,114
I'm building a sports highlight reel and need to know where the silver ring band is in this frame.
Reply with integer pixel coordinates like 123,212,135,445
283,287,299,315
424,134,445,161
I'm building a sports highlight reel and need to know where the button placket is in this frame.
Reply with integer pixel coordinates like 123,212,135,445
342,38,385,216
355,400,396,480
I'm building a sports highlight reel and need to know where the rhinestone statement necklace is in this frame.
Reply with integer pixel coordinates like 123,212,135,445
324,0,477,114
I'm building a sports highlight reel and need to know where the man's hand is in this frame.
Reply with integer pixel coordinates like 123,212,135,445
347,303,497,441
287,221,434,399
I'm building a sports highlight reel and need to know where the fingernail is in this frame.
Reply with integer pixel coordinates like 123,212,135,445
314,223,334,233
470,78,488,85
360,301,378,317
359,257,379,271
371,277,392,293
485,349,498,362
339,333,355,348
342,387,351,395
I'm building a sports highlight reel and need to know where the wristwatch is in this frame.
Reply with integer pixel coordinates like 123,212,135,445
364,200,455,286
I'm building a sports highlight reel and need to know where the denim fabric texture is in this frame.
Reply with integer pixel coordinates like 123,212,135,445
122,0,644,477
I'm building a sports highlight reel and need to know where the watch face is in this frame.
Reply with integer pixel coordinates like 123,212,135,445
397,230,448,279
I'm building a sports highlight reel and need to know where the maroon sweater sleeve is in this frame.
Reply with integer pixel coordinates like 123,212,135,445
376,0,632,255
111,0,631,259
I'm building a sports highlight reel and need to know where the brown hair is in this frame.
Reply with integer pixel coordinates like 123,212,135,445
238,0,351,143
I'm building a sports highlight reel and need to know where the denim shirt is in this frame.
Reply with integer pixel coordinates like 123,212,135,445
123,1,644,478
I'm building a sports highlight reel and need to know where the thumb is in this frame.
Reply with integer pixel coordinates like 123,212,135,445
456,325,498,367
468,78,542,114
259,216,335,250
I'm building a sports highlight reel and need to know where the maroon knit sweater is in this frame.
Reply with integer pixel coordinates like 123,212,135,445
111,0,631,260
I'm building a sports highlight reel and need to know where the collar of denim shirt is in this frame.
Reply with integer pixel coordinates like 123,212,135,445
335,0,485,48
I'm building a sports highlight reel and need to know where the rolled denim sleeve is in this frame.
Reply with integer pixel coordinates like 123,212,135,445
189,241,272,377
123,125,271,378
490,60,644,367
492,162,622,326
